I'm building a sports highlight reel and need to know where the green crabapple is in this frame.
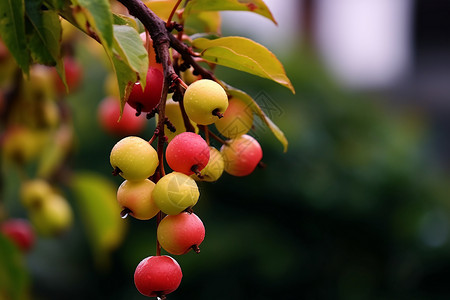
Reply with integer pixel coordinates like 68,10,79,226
220,134,263,177
215,97,254,138
159,98,198,142
134,255,182,298
152,172,199,215
183,79,229,125
110,136,158,181
29,193,73,237
165,132,210,176
191,147,224,182
157,212,205,255
117,179,159,220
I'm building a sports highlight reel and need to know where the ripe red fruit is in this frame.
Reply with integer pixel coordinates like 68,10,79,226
127,66,164,114
157,212,205,255
97,96,146,136
134,255,183,298
54,56,83,93
0,218,35,252
220,134,263,176
165,132,210,175
140,32,163,71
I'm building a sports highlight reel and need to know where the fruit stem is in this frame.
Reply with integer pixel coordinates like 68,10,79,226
192,245,201,254
112,167,122,176
166,0,183,29
201,126,227,145
212,108,224,119
156,211,163,256
120,208,132,219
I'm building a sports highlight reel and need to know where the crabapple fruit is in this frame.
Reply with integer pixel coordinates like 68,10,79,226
152,172,199,215
127,66,164,114
181,66,201,85
29,193,73,237
192,147,224,182
134,255,182,298
159,98,198,142
220,134,263,177
98,96,146,136
215,97,253,138
117,179,159,220
0,218,35,252
20,179,53,208
157,212,205,255
110,136,158,181
54,56,83,93
183,79,228,125
139,32,163,71
165,132,210,175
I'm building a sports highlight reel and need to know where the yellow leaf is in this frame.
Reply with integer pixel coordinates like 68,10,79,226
193,36,295,93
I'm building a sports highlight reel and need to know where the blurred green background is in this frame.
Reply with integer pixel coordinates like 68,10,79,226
2,1,450,299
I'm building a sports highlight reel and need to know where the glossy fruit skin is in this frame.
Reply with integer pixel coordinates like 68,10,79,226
127,67,164,113
215,97,254,138
152,172,199,215
192,147,224,182
183,79,229,125
166,132,210,175
98,96,146,136
220,134,263,177
160,98,198,142
117,179,159,220
157,212,205,255
110,136,158,181
30,194,73,237
0,218,35,252
134,255,182,297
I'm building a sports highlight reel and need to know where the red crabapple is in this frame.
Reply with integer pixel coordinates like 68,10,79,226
139,32,163,71
0,218,35,252
54,56,83,93
110,136,158,181
183,79,229,125
98,96,146,136
157,212,205,255
215,97,254,138
152,172,200,215
165,132,210,175
220,134,263,176
134,255,182,298
117,179,159,220
127,66,164,114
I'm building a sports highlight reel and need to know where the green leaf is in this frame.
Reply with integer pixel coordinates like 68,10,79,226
185,11,221,35
25,0,64,82
112,25,148,87
184,0,276,24
71,0,113,52
71,172,126,268
0,0,30,74
111,55,137,116
0,235,30,300
193,36,295,93
224,84,288,152
111,25,148,114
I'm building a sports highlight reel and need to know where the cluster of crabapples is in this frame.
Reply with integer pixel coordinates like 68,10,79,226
109,70,263,296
